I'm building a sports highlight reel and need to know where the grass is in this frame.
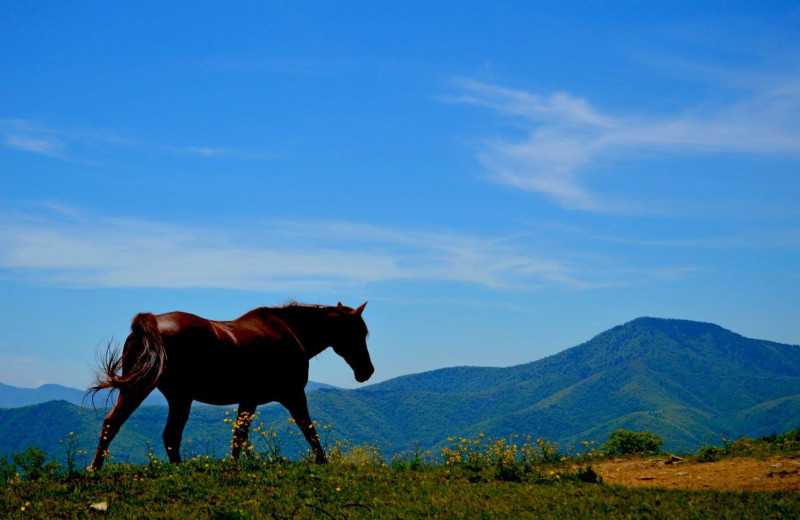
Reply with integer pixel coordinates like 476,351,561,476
3,458,800,519
2,424,800,519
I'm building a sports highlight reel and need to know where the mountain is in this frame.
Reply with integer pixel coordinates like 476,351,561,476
307,317,800,452
0,380,337,409
340,318,800,449
0,382,169,408
1,318,798,463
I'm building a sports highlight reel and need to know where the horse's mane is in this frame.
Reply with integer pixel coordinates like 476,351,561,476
281,300,329,309
272,301,368,335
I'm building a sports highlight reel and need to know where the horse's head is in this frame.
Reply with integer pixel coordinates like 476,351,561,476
329,302,374,383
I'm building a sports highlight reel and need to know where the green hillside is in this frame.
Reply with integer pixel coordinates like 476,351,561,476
307,317,800,452
2,318,798,463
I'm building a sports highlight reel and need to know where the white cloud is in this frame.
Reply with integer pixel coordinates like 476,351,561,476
595,229,800,249
170,146,226,156
0,209,668,292
3,134,66,156
452,75,800,211
0,118,262,161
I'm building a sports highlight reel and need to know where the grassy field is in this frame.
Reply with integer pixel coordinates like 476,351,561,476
3,427,800,519
3,457,800,519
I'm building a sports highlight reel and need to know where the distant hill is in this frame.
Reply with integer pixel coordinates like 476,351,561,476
0,382,169,408
0,380,336,409
1,318,798,463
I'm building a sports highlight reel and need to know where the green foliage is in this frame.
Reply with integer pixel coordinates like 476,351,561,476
11,446,60,481
695,445,724,462
438,433,604,484
692,429,800,462
391,442,433,470
601,429,664,456
0,455,15,483
775,427,800,443
2,425,800,518
1,448,798,519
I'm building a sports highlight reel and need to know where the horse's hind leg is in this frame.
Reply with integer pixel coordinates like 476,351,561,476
162,398,192,463
89,389,150,470
230,402,257,460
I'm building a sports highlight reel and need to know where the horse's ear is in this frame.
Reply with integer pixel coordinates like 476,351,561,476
337,302,344,309
355,301,367,315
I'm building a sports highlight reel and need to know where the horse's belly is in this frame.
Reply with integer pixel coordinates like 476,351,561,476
159,353,307,405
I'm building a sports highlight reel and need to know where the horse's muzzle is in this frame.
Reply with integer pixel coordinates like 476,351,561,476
355,365,374,383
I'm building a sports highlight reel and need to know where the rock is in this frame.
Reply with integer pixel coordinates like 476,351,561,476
664,455,684,465
89,502,108,512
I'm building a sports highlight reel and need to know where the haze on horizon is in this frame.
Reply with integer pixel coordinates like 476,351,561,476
1,2,798,390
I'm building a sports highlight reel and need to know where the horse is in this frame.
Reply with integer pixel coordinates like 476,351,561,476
87,302,372,469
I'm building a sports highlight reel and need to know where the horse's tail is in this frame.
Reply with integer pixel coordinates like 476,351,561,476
87,313,166,400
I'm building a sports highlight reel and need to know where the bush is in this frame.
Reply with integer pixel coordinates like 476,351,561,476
0,455,17,483
601,429,664,456
12,446,60,481
695,445,724,462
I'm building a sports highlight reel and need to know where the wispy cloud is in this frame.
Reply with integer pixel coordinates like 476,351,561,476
594,229,800,249
451,73,800,212
3,134,66,156
0,118,265,161
0,207,687,291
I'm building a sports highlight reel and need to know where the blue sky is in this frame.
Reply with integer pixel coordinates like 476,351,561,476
1,2,798,390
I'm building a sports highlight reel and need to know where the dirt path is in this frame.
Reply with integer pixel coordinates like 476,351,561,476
593,455,800,492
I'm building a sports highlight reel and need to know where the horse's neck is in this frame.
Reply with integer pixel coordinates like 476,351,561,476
268,307,330,359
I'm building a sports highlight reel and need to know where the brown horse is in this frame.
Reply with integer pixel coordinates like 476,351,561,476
87,302,372,469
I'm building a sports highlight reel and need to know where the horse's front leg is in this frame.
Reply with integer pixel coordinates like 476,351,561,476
230,402,257,460
281,391,327,463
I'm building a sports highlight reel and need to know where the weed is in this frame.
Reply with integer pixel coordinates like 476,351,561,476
391,442,432,470
59,431,87,477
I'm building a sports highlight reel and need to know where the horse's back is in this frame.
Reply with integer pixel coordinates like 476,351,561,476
152,310,292,343
147,309,309,405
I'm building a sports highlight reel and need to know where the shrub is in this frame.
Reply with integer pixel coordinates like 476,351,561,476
0,454,17,483
601,429,663,456
695,445,724,462
12,446,60,481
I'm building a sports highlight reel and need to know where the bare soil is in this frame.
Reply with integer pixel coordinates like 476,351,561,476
594,455,800,492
